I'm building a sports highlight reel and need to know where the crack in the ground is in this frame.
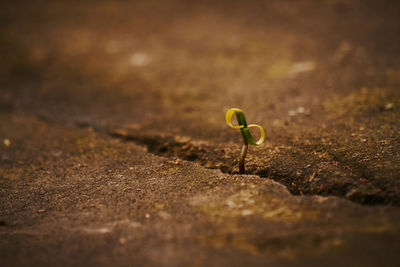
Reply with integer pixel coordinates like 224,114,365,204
108,128,397,206
27,112,399,206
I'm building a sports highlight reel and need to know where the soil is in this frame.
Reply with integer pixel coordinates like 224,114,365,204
1,0,400,266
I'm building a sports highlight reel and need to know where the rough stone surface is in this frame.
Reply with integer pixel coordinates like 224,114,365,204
1,0,400,266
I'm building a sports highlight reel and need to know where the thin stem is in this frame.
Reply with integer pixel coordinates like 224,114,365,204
239,143,248,174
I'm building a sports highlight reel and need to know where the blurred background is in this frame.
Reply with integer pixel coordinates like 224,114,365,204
1,0,399,130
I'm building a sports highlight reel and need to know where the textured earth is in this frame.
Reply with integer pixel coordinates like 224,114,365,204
1,0,400,266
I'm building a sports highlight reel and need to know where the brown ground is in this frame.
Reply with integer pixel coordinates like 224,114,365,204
1,0,400,266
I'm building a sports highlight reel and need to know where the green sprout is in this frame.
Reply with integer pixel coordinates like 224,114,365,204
226,108,265,174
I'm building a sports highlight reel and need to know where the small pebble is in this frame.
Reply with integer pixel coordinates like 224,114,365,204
3,139,10,147
129,52,151,67
167,159,180,165
296,106,305,114
289,61,315,76
385,103,394,110
241,209,254,216
181,143,190,150
226,199,235,208
158,211,171,220
145,213,150,219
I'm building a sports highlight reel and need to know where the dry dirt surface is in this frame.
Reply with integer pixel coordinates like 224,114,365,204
1,0,400,266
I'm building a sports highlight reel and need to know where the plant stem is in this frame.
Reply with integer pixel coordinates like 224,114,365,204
239,143,248,174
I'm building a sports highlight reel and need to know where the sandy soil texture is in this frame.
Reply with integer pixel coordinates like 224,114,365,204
1,0,400,266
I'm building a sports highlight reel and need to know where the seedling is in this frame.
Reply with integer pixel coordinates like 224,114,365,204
226,108,265,174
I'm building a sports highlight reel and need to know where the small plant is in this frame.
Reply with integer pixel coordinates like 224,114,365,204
226,108,265,174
